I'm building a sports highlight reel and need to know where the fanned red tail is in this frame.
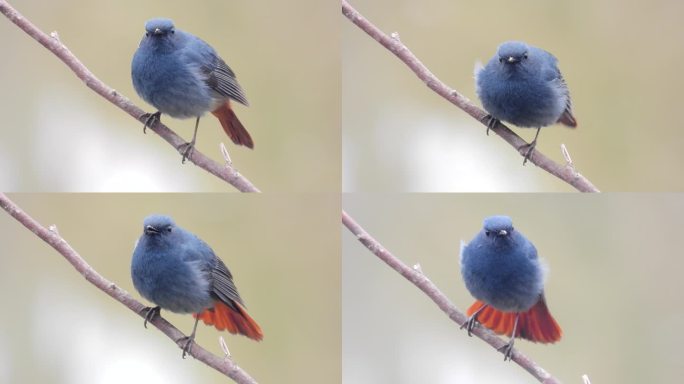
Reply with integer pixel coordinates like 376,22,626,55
467,298,562,343
194,301,263,341
211,101,254,149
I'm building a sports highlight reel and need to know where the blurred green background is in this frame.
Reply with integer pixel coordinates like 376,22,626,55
0,0,339,192
343,0,684,191
0,194,340,383
343,194,684,383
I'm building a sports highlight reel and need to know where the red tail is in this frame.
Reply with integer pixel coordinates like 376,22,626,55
211,101,254,149
467,298,562,343
194,301,263,341
558,109,577,128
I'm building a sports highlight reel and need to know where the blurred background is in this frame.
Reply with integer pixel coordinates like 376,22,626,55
0,194,340,383
343,194,684,383
343,0,684,191
0,0,339,192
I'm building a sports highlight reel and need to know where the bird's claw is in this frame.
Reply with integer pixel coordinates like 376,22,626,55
497,339,515,361
179,335,194,359
481,115,499,136
143,306,161,329
178,141,196,164
141,111,161,134
460,314,479,337
520,141,537,166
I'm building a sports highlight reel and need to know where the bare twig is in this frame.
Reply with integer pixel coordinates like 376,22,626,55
0,0,260,193
341,210,561,384
561,144,574,168
341,0,599,193
0,193,259,384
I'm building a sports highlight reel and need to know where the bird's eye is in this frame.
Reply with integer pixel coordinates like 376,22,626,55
171,30,175,34
485,230,490,236
145,32,150,37
498,58,504,64
523,53,528,59
166,227,172,232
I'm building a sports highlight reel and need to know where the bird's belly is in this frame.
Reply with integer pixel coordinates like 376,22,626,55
482,81,565,128
133,59,214,118
132,261,213,314
462,253,542,312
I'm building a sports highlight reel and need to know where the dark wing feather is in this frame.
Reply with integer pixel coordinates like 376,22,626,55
556,75,577,127
202,57,249,106
541,49,577,127
210,257,245,311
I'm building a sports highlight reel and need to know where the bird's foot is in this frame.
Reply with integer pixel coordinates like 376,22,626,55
178,335,195,359
520,140,537,166
459,313,479,337
481,114,499,136
497,338,515,361
142,306,161,329
178,141,196,164
141,111,161,134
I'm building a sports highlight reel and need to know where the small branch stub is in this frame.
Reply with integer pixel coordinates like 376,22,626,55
561,144,573,167
220,142,233,166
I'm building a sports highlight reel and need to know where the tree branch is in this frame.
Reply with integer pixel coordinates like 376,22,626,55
341,0,599,193
0,0,260,193
342,210,561,384
0,193,259,384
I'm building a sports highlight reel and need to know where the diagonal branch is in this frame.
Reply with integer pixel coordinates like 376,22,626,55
0,193,258,384
342,210,561,384
0,0,260,193
342,0,599,193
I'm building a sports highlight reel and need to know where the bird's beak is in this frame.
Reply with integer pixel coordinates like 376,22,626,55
506,56,519,63
498,229,508,236
153,28,162,35
144,225,160,235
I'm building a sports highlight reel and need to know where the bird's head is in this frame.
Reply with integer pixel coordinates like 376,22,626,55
497,41,529,65
143,18,176,39
142,214,176,237
483,215,514,238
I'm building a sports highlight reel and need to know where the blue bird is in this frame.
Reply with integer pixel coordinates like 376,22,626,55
476,41,577,164
132,18,252,162
131,215,262,358
460,215,561,360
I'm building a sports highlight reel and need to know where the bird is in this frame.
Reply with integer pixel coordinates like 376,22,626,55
475,41,576,164
460,215,561,360
131,214,262,358
132,18,252,162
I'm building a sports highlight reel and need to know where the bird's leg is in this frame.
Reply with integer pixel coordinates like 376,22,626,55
179,117,201,163
142,306,161,329
460,303,488,336
141,111,162,134
481,115,499,136
498,313,519,361
179,316,201,359
521,127,541,165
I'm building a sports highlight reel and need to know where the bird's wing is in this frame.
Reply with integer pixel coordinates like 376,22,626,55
183,35,249,106
540,49,577,127
210,257,245,309
524,237,539,260
180,233,245,309
202,56,249,106
555,75,577,127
